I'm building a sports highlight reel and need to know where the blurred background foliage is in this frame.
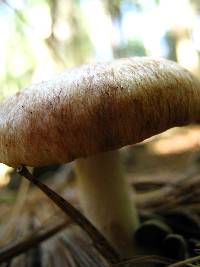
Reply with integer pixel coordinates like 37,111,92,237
1,3,200,264
1,0,200,100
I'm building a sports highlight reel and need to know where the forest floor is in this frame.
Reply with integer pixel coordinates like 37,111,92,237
0,125,200,266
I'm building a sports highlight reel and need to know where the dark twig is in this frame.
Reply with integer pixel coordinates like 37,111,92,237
17,165,120,264
111,255,173,266
167,254,200,267
0,220,68,264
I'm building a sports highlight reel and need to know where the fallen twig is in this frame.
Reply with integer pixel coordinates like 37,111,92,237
17,165,120,264
0,219,69,264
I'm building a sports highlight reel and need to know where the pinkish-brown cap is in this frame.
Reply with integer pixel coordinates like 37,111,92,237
0,57,200,167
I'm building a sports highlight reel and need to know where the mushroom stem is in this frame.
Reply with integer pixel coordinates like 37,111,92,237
75,150,139,257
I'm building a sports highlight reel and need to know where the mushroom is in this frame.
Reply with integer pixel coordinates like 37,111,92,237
0,57,200,257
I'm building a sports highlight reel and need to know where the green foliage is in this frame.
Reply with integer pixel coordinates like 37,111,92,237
124,39,146,56
0,3,36,99
0,0,93,100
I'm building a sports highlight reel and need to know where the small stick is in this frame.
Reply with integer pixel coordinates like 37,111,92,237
0,220,68,264
167,254,200,267
111,255,173,266
17,165,120,264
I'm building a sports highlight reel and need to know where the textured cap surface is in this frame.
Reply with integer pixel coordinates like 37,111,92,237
0,57,200,167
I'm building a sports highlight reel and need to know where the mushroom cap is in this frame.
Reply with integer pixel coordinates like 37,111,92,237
0,57,200,167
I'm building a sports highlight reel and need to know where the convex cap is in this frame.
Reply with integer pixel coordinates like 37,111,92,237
1,57,200,167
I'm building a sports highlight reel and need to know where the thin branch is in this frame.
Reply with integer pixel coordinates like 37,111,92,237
17,165,120,264
111,255,173,266
0,220,69,264
167,254,200,267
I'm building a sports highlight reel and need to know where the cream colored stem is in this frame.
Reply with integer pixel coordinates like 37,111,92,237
75,150,139,257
